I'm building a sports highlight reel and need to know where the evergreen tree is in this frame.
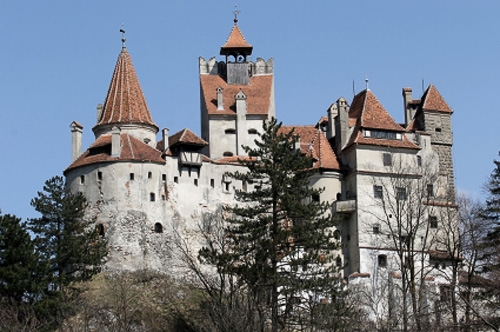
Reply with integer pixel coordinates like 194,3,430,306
28,175,107,324
200,118,345,332
483,153,500,273
0,211,39,303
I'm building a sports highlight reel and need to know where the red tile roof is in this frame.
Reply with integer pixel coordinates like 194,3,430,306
169,128,208,148
220,25,253,53
65,133,164,173
95,48,158,131
200,74,273,116
349,90,404,131
421,84,453,113
281,126,341,170
345,90,420,150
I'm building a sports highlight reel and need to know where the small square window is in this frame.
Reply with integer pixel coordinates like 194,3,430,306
427,184,434,198
130,173,135,181
429,216,438,228
312,193,320,202
383,153,392,166
378,254,387,268
373,224,380,234
396,187,407,200
374,185,383,199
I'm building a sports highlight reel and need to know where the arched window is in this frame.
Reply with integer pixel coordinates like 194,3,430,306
154,223,163,233
96,223,105,237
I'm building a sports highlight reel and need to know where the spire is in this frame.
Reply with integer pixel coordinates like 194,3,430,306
94,41,158,134
220,13,253,57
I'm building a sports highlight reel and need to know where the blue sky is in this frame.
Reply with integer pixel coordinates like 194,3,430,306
1,1,499,220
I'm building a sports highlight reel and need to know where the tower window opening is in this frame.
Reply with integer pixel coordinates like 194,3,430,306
80,175,85,184
210,179,215,188
97,171,102,181
130,173,135,180
194,179,198,186
162,174,166,181
150,193,156,201
429,216,438,228
336,256,342,267
148,171,152,179
378,255,387,268
225,129,236,134
96,223,105,237
174,176,178,183
248,128,258,134
223,151,234,157
154,222,163,233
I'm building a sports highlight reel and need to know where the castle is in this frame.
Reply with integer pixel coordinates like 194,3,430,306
64,18,457,320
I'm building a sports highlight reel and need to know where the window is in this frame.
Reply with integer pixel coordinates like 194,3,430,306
225,129,236,134
194,179,198,186
148,171,152,179
440,285,452,303
429,216,438,228
312,193,320,202
210,179,215,188
374,185,383,199
336,256,342,267
435,127,442,132
242,180,247,192
162,174,166,181
396,187,407,200
378,255,387,268
96,223,105,237
80,175,85,184
223,151,234,157
373,224,380,234
427,184,434,198
334,230,341,240
174,176,178,183
130,173,135,181
400,235,409,245
97,171,102,181
417,155,422,166
150,193,156,201
383,153,392,166
248,128,258,134
225,182,230,192
154,223,163,233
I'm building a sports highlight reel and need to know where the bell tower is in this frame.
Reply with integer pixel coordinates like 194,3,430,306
219,11,253,85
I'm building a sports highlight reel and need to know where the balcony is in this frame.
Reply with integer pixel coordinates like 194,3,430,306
333,199,356,214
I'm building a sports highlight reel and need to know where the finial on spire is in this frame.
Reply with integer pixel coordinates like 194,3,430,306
233,5,240,25
120,24,126,49
365,76,369,91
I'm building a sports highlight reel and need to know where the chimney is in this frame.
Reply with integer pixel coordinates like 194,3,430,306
216,87,224,110
402,87,413,126
335,97,349,152
111,126,121,157
70,121,83,162
235,90,247,155
96,103,103,122
294,135,301,152
326,103,338,140
162,128,169,154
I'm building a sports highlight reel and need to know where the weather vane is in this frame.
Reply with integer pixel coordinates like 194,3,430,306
233,5,240,25
120,23,126,49
365,76,369,90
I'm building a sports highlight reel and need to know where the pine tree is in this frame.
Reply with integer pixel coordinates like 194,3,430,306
0,212,39,303
28,175,107,323
200,118,345,332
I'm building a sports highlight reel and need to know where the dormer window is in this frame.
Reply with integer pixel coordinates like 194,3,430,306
365,130,401,140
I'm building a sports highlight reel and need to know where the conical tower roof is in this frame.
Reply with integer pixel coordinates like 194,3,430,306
220,24,253,56
94,47,158,133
